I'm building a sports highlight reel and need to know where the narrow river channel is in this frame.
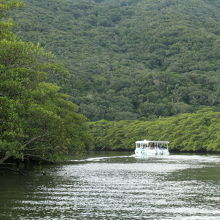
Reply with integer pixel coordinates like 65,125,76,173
0,152,220,219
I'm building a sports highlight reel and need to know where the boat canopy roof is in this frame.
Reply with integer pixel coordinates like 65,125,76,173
135,140,169,144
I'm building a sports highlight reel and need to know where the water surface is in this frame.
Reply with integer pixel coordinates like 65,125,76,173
0,152,220,219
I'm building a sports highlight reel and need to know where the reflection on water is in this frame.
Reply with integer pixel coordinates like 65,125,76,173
0,153,220,219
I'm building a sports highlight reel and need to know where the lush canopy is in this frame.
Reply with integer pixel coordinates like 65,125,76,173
0,0,90,164
12,0,220,120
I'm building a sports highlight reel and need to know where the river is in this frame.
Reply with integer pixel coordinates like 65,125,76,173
0,152,220,219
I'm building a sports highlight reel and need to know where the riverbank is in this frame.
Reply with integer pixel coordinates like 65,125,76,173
88,109,220,153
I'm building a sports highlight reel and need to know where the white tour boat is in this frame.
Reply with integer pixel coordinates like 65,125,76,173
135,140,170,157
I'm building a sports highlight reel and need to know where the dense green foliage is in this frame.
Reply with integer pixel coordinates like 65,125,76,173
0,0,89,163
88,108,220,152
1,0,220,159
12,0,220,120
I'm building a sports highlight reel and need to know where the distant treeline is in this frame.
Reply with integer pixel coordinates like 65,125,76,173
88,109,220,153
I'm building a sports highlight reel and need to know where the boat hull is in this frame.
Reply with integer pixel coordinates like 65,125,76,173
135,148,169,157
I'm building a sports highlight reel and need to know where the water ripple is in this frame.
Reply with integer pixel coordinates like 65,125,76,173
1,154,220,219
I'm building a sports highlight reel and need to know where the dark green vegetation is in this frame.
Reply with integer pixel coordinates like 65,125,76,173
1,0,220,167
12,0,220,121
0,0,90,167
89,108,220,152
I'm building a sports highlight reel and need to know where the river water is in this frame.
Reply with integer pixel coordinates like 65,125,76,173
0,152,220,220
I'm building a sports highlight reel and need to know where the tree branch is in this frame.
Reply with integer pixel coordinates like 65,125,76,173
24,133,49,146
0,155,11,165
24,154,54,164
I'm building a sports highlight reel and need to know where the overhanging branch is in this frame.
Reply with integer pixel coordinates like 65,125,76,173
24,133,49,146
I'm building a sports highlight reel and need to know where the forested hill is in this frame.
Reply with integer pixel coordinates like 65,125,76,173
13,0,220,120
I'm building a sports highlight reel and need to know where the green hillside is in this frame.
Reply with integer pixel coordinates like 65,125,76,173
12,0,220,120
